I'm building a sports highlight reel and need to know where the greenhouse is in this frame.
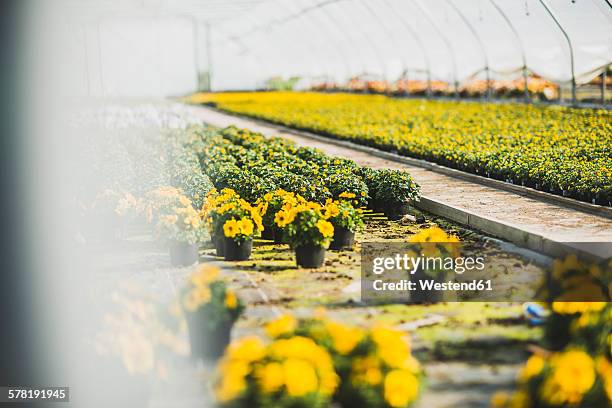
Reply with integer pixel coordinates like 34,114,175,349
1,1,611,408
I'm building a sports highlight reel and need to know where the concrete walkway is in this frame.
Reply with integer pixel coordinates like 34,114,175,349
189,106,612,260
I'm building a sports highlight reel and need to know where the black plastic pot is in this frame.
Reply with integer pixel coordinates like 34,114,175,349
223,238,252,261
187,311,232,361
214,235,225,257
169,241,199,267
261,227,275,241
295,245,326,268
384,202,411,220
329,225,355,250
368,198,386,213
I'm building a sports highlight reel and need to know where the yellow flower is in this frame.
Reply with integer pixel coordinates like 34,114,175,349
323,202,340,218
552,302,607,315
596,357,612,401
371,325,412,369
352,356,382,385
224,291,238,309
256,362,284,394
316,219,334,238
541,349,595,405
215,360,249,402
223,219,239,238
490,391,510,408
518,354,545,382
274,210,295,228
283,358,318,397
383,369,419,407
225,336,266,363
265,314,297,338
238,218,254,236
325,321,364,355
190,265,220,286
339,192,356,199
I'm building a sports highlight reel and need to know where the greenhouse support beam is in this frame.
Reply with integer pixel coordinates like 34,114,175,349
205,22,212,92
537,0,576,104
192,18,201,91
359,0,404,87
412,0,459,97
445,0,491,99
488,0,529,101
603,66,607,106
382,0,432,97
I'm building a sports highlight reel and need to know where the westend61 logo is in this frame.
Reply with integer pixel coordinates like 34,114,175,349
361,242,506,303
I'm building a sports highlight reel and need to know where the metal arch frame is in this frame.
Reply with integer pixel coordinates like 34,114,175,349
444,0,491,99
381,0,432,96
217,2,329,86
411,0,459,97
324,0,387,81
260,0,331,83
537,0,576,104
488,0,530,101
297,0,355,82
357,0,403,84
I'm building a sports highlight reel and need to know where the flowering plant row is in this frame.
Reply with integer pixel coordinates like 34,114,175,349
191,92,611,204
214,313,422,408
493,257,612,407
196,126,420,212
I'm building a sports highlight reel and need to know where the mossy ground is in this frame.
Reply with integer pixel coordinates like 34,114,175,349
208,209,545,369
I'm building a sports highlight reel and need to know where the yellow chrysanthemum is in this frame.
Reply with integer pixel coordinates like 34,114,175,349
223,219,239,238
518,354,545,382
325,321,364,355
238,218,254,236
274,210,295,228
283,358,318,397
224,291,238,309
256,362,284,394
383,369,419,407
316,219,334,238
541,349,595,406
265,314,297,338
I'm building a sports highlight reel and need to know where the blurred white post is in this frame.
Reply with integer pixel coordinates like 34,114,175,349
205,22,213,92
602,66,607,106
192,18,200,92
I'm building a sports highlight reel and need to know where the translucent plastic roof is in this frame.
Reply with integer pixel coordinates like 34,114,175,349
52,0,612,95
210,0,612,90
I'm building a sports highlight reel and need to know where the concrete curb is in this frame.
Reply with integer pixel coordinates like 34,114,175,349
209,107,611,219
196,106,611,261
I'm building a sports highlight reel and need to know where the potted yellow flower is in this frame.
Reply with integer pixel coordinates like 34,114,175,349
277,201,334,268
202,188,263,260
214,335,339,407
182,265,244,360
324,196,364,250
222,216,256,261
264,314,423,408
154,190,206,266
259,189,304,244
